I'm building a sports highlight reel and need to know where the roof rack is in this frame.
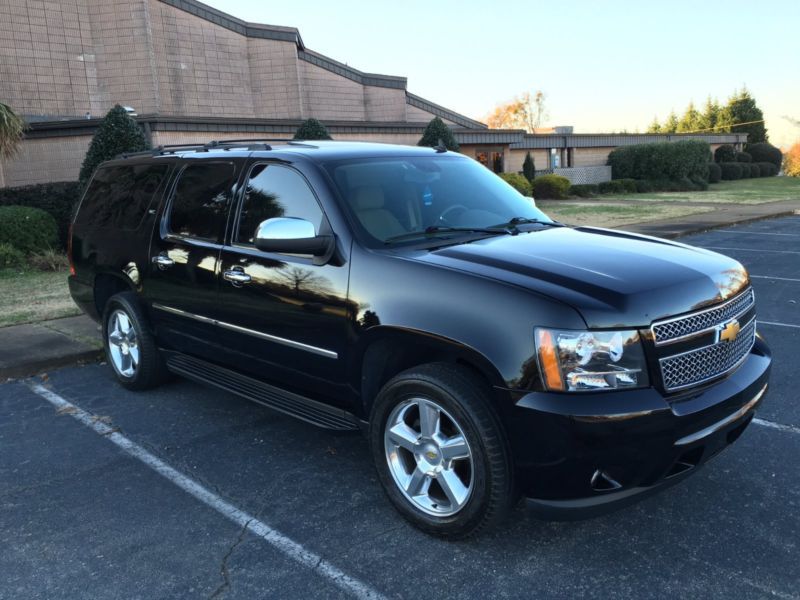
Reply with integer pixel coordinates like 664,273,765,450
118,138,320,159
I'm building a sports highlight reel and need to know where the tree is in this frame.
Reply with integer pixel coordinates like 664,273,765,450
646,116,662,133
79,104,148,186
700,97,722,132
784,142,800,177
661,111,679,133
417,117,459,151
294,118,332,140
0,102,26,159
485,91,547,132
720,87,767,143
676,101,702,133
522,152,535,182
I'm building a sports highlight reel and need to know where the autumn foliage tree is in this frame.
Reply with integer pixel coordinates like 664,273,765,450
784,142,800,177
485,91,547,132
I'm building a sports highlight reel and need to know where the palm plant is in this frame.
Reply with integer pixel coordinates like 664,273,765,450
0,102,26,159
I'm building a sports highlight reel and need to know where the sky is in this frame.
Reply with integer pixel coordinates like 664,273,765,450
203,0,799,148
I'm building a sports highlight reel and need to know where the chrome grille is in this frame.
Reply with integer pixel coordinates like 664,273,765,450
659,318,756,392
652,289,755,345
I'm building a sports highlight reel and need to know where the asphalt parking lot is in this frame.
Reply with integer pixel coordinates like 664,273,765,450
2,215,799,599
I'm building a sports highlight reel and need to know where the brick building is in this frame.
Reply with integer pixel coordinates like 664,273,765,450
0,0,747,188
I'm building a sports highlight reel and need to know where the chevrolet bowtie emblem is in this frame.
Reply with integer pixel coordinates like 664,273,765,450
718,319,740,344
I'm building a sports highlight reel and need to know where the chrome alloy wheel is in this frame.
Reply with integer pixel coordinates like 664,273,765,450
107,309,140,378
384,397,474,516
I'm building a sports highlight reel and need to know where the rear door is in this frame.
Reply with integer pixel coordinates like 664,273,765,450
145,159,241,360
212,161,352,403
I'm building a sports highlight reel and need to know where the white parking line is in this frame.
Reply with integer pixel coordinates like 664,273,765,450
27,383,386,600
751,275,800,283
753,418,800,435
701,246,800,255
758,321,800,329
715,230,800,237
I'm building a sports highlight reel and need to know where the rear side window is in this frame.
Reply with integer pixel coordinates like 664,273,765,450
76,164,169,230
167,162,235,242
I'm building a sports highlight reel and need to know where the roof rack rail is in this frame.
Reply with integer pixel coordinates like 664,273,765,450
118,138,322,159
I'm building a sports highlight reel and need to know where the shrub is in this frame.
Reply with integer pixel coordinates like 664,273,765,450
719,162,743,180
635,180,654,193
598,180,627,194
27,248,70,271
569,184,599,198
755,161,777,177
618,178,637,193
0,181,79,249
747,142,782,169
0,243,26,269
735,151,752,163
714,144,736,163
707,162,722,183
0,206,58,255
418,117,460,151
79,104,149,187
748,163,761,178
522,152,536,183
293,118,332,140
608,140,710,182
531,174,571,199
691,177,709,190
498,172,532,196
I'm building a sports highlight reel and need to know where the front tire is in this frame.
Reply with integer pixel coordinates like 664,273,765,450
102,292,167,390
370,363,516,539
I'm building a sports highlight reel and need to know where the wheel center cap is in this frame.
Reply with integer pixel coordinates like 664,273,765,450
418,443,441,467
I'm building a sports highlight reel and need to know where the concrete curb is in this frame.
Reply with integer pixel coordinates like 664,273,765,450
1,349,104,381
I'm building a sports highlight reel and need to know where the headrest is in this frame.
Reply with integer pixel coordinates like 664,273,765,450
352,185,385,210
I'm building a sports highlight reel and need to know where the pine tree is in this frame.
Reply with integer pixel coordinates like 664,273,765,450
522,152,535,182
417,117,459,151
700,97,721,132
79,105,149,186
676,102,702,133
662,111,679,133
722,87,767,144
293,118,332,140
646,116,662,133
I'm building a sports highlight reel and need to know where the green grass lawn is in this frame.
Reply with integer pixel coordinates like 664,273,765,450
538,202,714,228
599,176,800,204
0,269,80,327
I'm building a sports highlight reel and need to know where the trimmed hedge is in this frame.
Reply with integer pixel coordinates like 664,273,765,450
0,206,59,255
294,118,332,140
747,142,782,169
498,172,532,196
755,161,778,177
569,184,599,198
635,180,654,193
749,163,761,178
708,162,722,183
0,243,26,269
608,140,709,182
720,162,743,180
714,144,736,163
0,181,79,249
735,151,752,163
531,174,571,199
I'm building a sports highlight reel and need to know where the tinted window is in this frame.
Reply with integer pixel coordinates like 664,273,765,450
168,162,234,241
236,164,323,245
77,164,169,230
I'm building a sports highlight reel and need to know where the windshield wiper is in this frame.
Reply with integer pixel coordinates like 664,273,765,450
500,217,565,228
384,225,513,244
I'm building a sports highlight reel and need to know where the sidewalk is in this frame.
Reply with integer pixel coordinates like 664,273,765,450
1,199,798,380
0,315,102,380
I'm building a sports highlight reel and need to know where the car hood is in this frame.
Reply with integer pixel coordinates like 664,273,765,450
413,226,749,328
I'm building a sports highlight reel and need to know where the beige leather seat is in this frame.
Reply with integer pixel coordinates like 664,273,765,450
352,185,406,240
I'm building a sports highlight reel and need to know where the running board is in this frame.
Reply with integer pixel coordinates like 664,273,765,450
165,353,360,431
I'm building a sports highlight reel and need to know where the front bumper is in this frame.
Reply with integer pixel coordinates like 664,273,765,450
503,336,771,520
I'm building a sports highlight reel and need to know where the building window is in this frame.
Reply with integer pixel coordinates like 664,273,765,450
475,147,504,173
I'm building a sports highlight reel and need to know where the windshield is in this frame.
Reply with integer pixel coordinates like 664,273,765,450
323,155,553,246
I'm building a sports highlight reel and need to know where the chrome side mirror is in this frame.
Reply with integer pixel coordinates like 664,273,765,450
254,217,333,256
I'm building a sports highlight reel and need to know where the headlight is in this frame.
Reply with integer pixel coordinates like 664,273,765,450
534,328,649,392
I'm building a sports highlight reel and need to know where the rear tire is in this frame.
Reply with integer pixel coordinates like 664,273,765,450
102,292,167,390
370,363,516,539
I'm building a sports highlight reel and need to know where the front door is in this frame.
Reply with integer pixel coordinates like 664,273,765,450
145,159,239,361
214,161,352,405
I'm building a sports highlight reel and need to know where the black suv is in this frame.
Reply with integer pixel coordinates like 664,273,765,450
69,140,771,538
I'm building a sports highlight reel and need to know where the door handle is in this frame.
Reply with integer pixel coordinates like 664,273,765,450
152,254,175,270
223,269,252,286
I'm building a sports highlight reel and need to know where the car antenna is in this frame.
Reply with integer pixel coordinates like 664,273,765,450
435,138,447,153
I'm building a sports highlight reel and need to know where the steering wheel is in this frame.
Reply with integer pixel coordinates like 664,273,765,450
437,204,468,225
